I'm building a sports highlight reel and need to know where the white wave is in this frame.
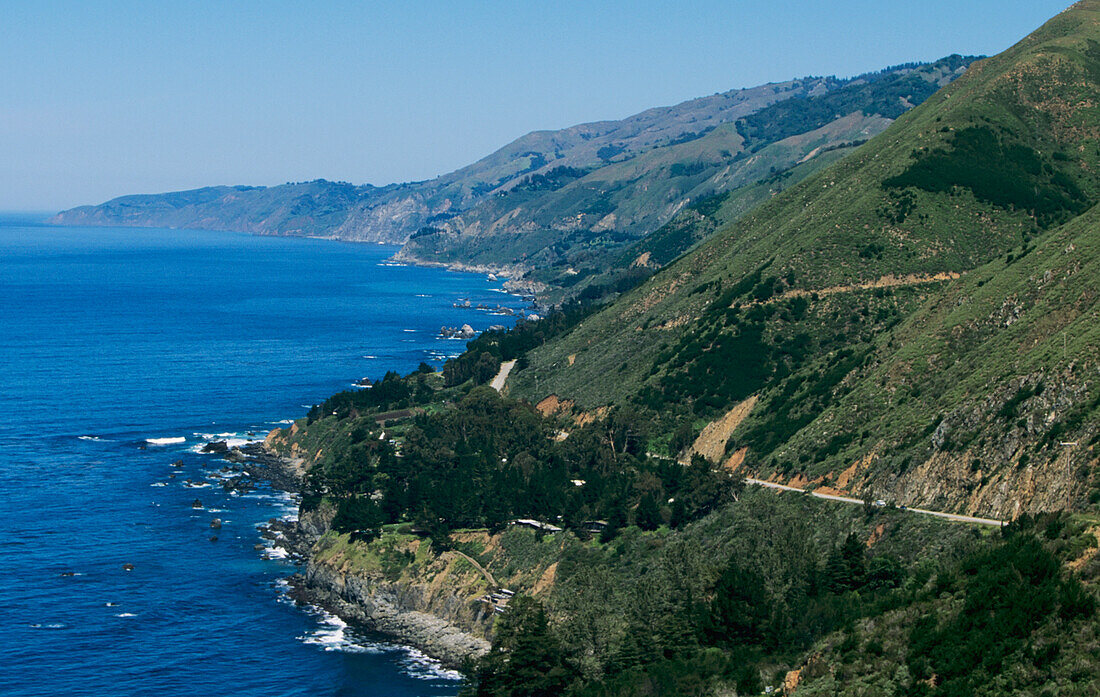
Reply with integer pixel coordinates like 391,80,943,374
300,611,380,654
399,646,464,681
78,435,108,441
273,578,294,605
273,419,295,425
146,437,185,446
293,604,460,679
361,355,377,359
150,482,168,487
188,436,261,454
263,545,290,560
115,613,137,618
29,623,66,629
414,294,432,297
182,482,210,488
402,328,417,332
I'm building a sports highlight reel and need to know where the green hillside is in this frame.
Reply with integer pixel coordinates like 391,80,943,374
507,0,1100,518
397,58,974,278
253,6,1100,696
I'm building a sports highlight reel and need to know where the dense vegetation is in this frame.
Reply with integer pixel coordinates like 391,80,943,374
737,56,975,150
265,7,1100,697
443,303,596,387
304,379,736,543
884,125,1089,227
462,502,1097,697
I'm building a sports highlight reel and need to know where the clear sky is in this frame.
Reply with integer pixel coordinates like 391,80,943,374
0,0,1074,211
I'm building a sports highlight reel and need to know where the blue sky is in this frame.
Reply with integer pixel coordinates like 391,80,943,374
0,0,1074,210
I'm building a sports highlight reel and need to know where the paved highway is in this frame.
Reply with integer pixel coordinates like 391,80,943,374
490,359,517,392
744,478,1006,527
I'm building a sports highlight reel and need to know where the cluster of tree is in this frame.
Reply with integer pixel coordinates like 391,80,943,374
883,125,1090,228
903,516,1097,697
304,386,737,541
307,366,435,422
443,302,596,387
736,58,977,151
570,267,654,304
509,166,589,195
464,511,1096,697
641,284,816,415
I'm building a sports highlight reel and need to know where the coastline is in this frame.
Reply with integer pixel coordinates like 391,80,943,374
390,249,548,299
232,441,492,670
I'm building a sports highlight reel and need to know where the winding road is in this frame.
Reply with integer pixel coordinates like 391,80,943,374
442,550,499,587
490,359,517,392
744,478,1006,527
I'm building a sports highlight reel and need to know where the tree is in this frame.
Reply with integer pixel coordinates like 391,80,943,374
708,562,770,645
475,352,501,384
469,596,574,697
635,493,662,531
601,503,628,543
825,533,866,593
331,495,384,540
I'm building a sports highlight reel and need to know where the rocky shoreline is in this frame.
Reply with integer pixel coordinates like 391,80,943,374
284,566,490,668
225,440,491,669
389,251,549,301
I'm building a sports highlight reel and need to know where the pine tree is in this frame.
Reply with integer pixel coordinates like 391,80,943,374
635,492,662,531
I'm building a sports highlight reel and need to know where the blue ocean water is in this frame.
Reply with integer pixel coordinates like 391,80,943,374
0,216,528,696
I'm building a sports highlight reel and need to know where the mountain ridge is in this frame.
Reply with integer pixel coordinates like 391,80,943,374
50,58,974,266
505,0,1100,518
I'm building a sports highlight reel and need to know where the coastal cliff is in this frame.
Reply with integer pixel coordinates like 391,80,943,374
256,432,495,667
288,522,494,666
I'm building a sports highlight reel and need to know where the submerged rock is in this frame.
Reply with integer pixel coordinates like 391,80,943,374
122,563,135,572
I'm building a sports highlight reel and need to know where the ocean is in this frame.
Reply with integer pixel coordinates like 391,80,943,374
0,216,528,696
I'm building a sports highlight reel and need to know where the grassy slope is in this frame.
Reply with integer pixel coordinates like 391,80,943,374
510,1,1100,515
406,116,881,271
401,60,973,272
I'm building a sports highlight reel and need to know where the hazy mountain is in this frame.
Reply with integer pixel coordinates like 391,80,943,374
52,58,973,271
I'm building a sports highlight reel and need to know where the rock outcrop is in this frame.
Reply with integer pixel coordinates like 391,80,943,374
292,559,492,666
